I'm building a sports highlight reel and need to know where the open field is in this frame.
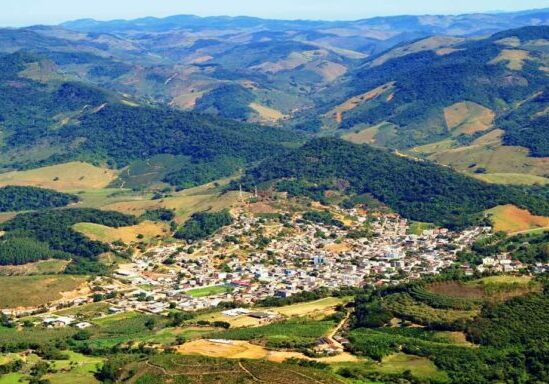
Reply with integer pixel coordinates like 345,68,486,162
423,130,549,179
444,101,494,135
407,221,437,235
490,49,530,70
73,220,169,244
486,205,549,234
43,351,103,384
177,339,359,364
197,297,347,328
270,297,348,318
473,173,549,185
206,318,336,347
368,353,448,382
341,121,398,146
0,259,70,276
54,302,110,319
103,180,240,223
186,285,231,298
249,102,286,122
0,275,88,309
0,162,117,191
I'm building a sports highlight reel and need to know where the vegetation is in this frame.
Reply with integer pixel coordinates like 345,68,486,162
207,318,336,348
174,210,233,241
347,277,549,383
238,138,549,229
0,208,137,273
0,186,77,212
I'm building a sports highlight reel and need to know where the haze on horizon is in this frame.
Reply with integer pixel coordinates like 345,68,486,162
1,0,548,27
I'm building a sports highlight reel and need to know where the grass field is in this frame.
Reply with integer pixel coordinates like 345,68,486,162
327,82,395,125
486,205,549,234
0,162,117,191
369,353,448,382
415,130,549,180
444,101,494,136
102,179,240,223
0,259,69,276
186,285,231,298
73,220,169,244
44,351,103,384
473,173,549,185
0,275,87,308
54,302,110,319
490,49,529,70
197,297,347,328
249,102,286,123
270,297,348,318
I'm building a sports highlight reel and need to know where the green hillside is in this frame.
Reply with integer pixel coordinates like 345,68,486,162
237,138,549,228
318,26,548,157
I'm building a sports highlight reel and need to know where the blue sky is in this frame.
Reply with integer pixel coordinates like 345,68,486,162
2,0,548,27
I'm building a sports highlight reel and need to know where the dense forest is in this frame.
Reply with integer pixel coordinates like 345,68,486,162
0,237,71,266
174,210,233,241
0,186,77,212
0,208,137,273
237,138,549,228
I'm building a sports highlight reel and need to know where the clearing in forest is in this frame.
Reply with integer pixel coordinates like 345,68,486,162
73,220,169,244
489,49,529,70
444,101,495,135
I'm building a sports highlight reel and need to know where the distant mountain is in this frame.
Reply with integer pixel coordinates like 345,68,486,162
0,51,300,189
307,26,549,181
60,9,549,36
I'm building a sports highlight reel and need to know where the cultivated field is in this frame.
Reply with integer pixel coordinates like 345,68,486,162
486,205,549,234
126,354,345,384
0,162,117,191
0,275,88,308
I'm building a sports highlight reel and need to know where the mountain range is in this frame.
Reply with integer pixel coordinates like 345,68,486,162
0,9,547,228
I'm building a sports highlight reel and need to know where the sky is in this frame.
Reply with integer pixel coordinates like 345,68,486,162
2,0,548,27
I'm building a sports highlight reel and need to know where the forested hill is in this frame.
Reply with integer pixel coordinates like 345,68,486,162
237,138,549,228
0,51,302,186
311,26,549,155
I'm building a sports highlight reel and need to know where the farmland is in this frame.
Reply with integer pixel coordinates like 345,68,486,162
119,353,345,384
0,275,87,308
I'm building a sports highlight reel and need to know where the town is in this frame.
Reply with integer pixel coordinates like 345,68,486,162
4,202,503,326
